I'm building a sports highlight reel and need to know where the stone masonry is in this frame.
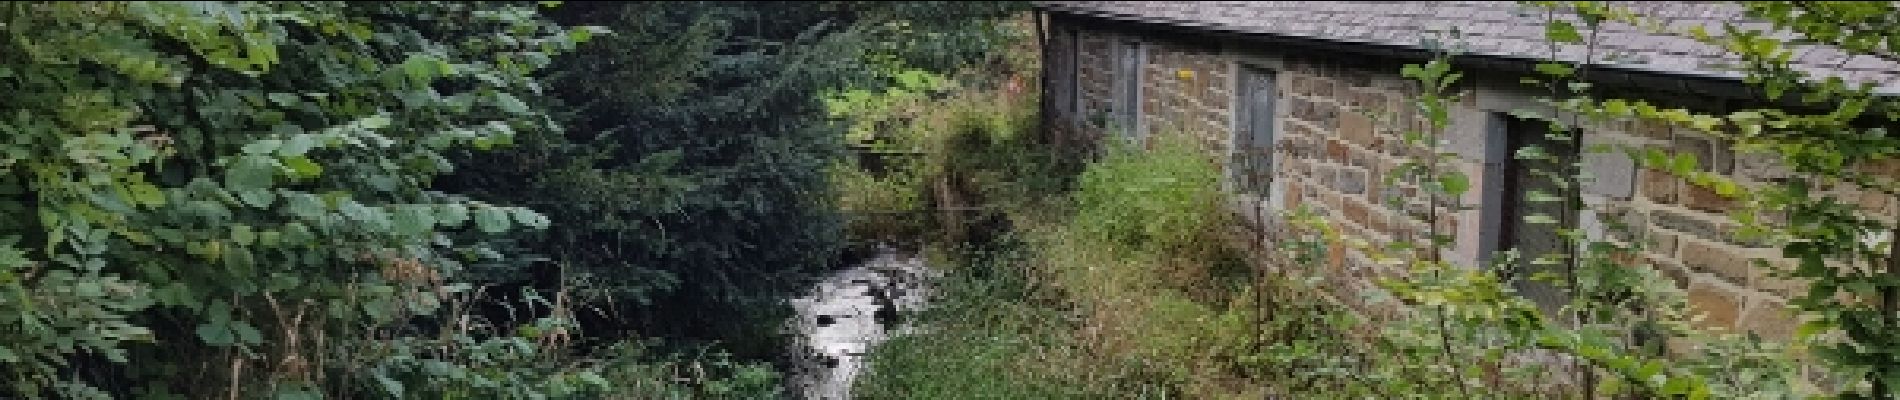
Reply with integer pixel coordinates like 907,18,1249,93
1074,29,1116,133
1138,40,1232,152
1042,16,1867,342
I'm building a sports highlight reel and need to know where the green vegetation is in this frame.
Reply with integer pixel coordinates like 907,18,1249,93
445,1,1026,360
0,1,1025,398
850,93,1271,396
13,0,1900,398
0,2,599,397
1571,2,1900,397
859,2,1900,399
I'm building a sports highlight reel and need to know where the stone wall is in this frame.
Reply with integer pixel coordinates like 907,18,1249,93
1138,40,1232,152
1045,18,1844,340
1074,29,1115,133
1269,57,1457,319
1569,119,1889,340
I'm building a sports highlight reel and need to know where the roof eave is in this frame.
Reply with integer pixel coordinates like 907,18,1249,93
1036,3,1898,99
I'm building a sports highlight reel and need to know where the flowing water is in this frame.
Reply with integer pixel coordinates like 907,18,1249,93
785,248,934,399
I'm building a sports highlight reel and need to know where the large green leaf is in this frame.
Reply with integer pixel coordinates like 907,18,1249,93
473,205,512,234
438,203,469,226
224,156,278,190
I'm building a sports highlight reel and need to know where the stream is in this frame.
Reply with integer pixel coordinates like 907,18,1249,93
785,247,935,399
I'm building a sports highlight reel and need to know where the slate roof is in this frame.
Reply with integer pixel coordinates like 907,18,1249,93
1038,1,1900,94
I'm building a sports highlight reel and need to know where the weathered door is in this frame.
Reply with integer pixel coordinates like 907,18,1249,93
1113,40,1142,143
1235,67,1277,195
1499,116,1575,316
1049,28,1077,119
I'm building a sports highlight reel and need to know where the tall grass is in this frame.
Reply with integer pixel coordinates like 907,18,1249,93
831,83,1069,248
854,129,1272,398
1070,139,1228,257
853,239,1113,399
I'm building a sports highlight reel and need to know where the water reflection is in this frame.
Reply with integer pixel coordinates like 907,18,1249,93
786,248,932,399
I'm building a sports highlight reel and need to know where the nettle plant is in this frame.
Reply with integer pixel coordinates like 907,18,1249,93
0,2,603,398
1272,54,1686,399
1267,56,1567,398
1532,2,1900,398
1485,4,1801,397
1263,2,1900,398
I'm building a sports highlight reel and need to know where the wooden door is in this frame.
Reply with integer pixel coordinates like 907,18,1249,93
1499,116,1574,315
1113,40,1142,142
1236,67,1277,195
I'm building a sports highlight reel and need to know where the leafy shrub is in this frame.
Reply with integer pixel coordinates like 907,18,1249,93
0,2,597,397
830,70,1058,247
445,3,1028,361
1071,136,1230,259
858,129,1262,398
854,239,1121,400
585,341,784,399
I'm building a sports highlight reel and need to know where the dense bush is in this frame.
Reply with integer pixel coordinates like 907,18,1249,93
825,21,1063,249
855,126,1266,397
439,2,1028,360
0,2,604,397
0,2,1026,398
1071,138,1231,259
871,2,1900,399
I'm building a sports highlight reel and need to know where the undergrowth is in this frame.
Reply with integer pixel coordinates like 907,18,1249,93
848,62,1792,400
854,129,1273,398
855,4,1877,399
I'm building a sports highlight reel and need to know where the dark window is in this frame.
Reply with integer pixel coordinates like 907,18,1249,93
1235,66,1277,195
1068,29,1081,116
1048,28,1078,119
1497,115,1578,315
1112,40,1142,141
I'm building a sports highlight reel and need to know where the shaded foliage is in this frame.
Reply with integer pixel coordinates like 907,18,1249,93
0,2,612,397
440,1,1027,359
0,1,1026,398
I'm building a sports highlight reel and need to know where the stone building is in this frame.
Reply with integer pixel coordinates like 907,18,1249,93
1035,1,1900,339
